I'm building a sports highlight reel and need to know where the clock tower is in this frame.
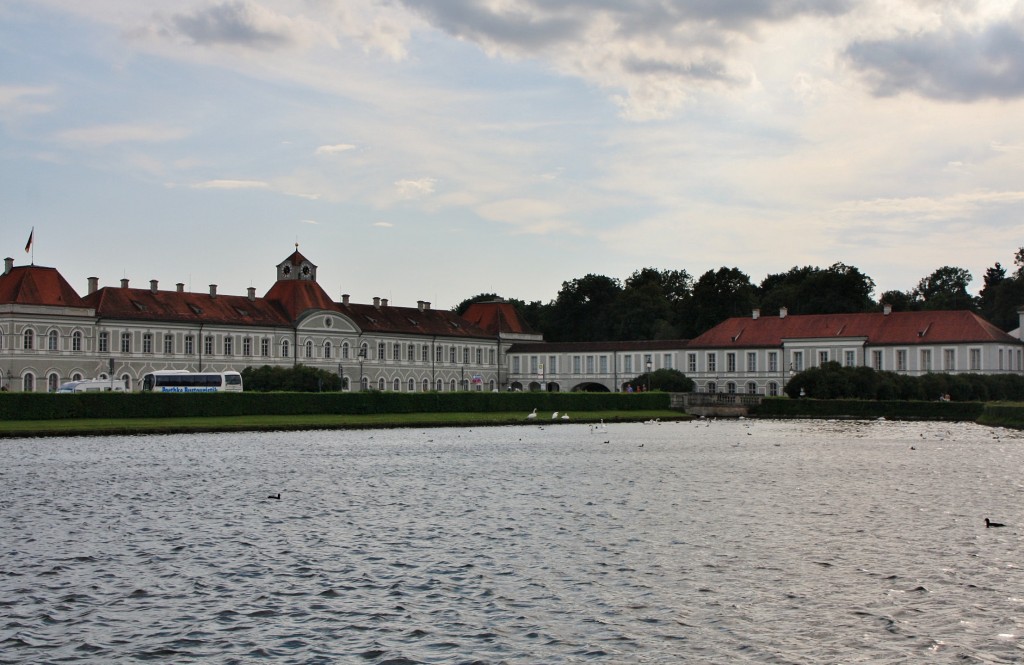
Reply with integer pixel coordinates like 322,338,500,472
276,244,317,282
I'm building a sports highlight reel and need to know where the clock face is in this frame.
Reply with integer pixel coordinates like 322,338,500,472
302,265,310,276
282,265,292,275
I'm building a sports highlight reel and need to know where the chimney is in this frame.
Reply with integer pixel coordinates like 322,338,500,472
1018,306,1024,341
883,303,892,316
423,301,430,311
3,257,12,275
209,284,217,298
417,300,424,311
120,278,129,289
150,279,158,294
87,277,99,294
342,293,350,305
779,306,788,319
752,308,760,320
381,298,388,307
176,283,185,293
373,297,380,307
247,287,256,301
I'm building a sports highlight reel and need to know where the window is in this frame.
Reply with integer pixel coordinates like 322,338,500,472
921,349,932,371
185,335,194,355
489,349,495,364
970,348,981,370
512,357,521,373
143,333,153,354
121,332,131,353
450,379,457,391
625,355,633,373
530,356,538,374
23,373,34,392
360,343,368,360
708,353,717,372
600,356,608,373
361,377,368,391
449,347,456,364
792,351,803,372
707,381,717,393
844,350,854,367
644,354,653,371
768,352,778,372
726,353,736,372
586,356,594,373
282,340,290,358
463,348,469,364
99,331,109,353
408,378,415,391
897,349,907,371
573,356,581,373
165,334,174,355
476,349,483,364
393,378,400,391
818,350,828,366
48,330,59,351
872,350,882,370
261,338,270,357
422,345,429,362
726,382,736,394
747,352,757,372
244,337,253,357
48,373,59,392
225,336,234,356
768,382,779,396
435,346,443,363
72,331,83,352
378,342,386,360
688,353,697,373
72,372,82,382
378,378,386,391
408,344,415,361
435,379,443,391
23,329,34,350
663,354,672,370
422,378,429,391
747,382,757,394
323,341,331,359
204,336,213,356
393,343,400,361
341,341,349,359
305,340,313,358
944,349,955,371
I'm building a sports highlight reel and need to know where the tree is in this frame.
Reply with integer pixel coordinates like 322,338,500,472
913,266,976,311
544,274,623,342
627,368,695,392
242,364,341,391
759,263,875,315
682,267,757,337
614,267,692,340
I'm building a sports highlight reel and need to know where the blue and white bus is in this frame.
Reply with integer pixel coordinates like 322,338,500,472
141,371,243,393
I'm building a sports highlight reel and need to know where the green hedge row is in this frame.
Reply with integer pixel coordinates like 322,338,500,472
751,397,986,421
976,404,1024,429
0,390,671,421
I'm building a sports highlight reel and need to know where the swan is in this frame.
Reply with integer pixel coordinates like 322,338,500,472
527,408,537,420
552,411,559,419
561,413,570,420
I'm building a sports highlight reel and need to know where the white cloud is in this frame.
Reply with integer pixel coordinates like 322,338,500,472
190,179,269,189
373,220,394,228
55,123,189,146
315,143,356,155
394,177,437,199
0,85,56,116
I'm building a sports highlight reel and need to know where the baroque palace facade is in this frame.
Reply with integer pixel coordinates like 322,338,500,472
2,248,1023,394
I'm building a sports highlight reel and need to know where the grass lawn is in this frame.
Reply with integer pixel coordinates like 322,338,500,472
0,410,687,438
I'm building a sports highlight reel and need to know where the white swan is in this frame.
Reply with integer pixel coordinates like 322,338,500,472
561,413,570,420
527,408,537,420
552,411,559,419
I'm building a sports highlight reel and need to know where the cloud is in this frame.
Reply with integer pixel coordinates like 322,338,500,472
476,197,575,234
372,220,394,228
190,179,269,189
0,85,55,116
55,123,189,146
846,19,1024,101
315,143,356,155
301,219,318,224
153,0,328,50
394,177,437,199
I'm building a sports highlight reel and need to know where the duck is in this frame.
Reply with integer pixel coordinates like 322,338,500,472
268,493,281,500
985,518,1006,528
526,408,537,420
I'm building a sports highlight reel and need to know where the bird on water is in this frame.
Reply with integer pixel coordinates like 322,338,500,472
985,518,1005,528
268,493,281,500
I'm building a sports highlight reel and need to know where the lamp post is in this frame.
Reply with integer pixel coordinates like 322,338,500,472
539,362,545,392
645,360,652,392
108,357,116,391
358,346,367,391
338,362,344,392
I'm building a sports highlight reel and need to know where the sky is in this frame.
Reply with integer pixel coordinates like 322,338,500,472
3,0,1024,311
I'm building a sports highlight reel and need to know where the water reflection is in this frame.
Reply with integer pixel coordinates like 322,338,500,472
1,419,1023,663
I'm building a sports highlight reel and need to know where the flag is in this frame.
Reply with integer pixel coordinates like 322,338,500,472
24,228,33,253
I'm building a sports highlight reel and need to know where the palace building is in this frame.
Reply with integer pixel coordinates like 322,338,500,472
2,249,1022,393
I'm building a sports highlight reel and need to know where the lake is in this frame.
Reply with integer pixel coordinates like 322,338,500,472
1,419,1023,663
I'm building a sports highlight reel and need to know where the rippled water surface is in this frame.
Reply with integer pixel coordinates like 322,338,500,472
3,419,1024,663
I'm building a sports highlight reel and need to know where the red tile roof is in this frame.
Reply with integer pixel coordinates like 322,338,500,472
0,265,87,307
262,279,338,321
462,300,538,335
338,302,494,339
689,310,1022,348
83,286,290,327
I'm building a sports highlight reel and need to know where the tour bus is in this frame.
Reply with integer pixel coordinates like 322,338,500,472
57,378,128,393
141,371,243,393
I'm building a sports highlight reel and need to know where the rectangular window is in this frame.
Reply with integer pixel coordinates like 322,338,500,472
792,351,803,372
708,353,717,372
73,332,82,352
944,349,955,371
204,336,213,356
261,338,269,357
688,353,697,373
548,356,557,374
512,356,521,373
872,350,883,370
449,347,456,363
921,349,932,371
143,333,153,354
164,334,174,355
463,348,470,364
185,335,194,355
586,356,594,373
99,331,109,353
726,353,736,372
243,337,252,357
573,356,581,373
476,348,483,364
600,356,608,373
435,345,443,363
224,336,233,356
530,356,538,374
768,352,778,372
489,349,495,364
897,349,907,371
408,344,415,361
121,332,131,353
624,355,633,374
819,350,829,366
970,348,981,370
422,345,429,362
378,342,386,360
844,350,854,367
663,353,672,370
747,352,756,372
394,343,401,361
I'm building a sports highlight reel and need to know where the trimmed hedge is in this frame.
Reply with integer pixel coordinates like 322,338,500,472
0,390,671,421
976,403,1024,429
751,397,985,421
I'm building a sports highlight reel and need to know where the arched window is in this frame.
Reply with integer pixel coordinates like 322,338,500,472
341,341,349,359
422,378,430,392
23,372,35,392
72,372,83,381
435,379,443,392
489,380,495,392
48,330,59,351
324,341,332,359
48,373,59,392
727,382,736,394
305,340,314,358
408,378,415,391
282,340,290,358
360,376,368,390
23,329,34,350
359,343,368,359
768,382,779,396
747,382,758,394
121,374,131,391
378,378,385,391
393,378,400,391
72,330,83,352
450,379,456,391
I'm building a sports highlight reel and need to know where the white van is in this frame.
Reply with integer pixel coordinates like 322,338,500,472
57,378,127,393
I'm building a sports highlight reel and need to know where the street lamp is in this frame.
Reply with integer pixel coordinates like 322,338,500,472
645,360,652,392
539,362,545,392
358,346,367,391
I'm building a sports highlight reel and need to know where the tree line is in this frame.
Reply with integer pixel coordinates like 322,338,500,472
456,250,1024,341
